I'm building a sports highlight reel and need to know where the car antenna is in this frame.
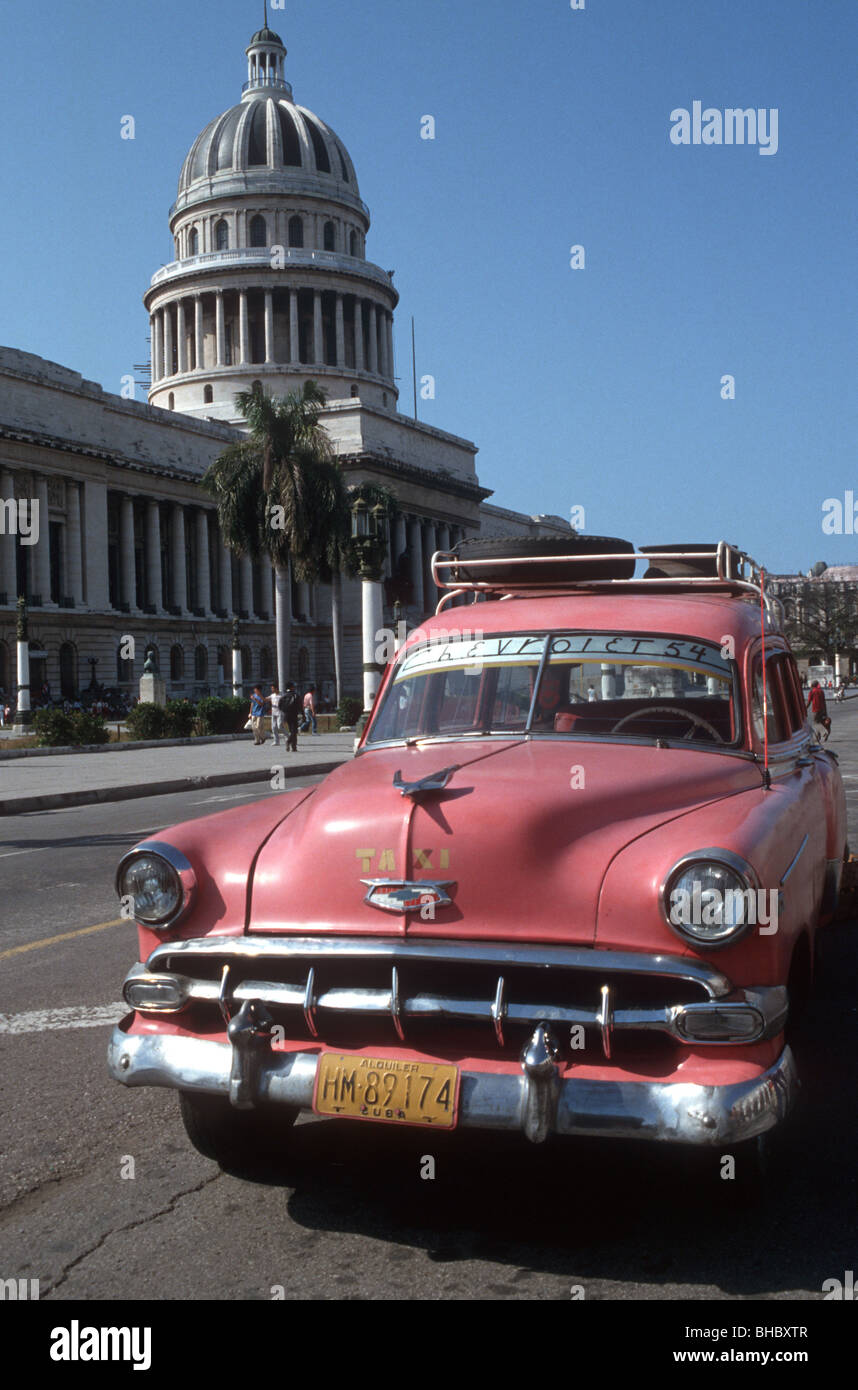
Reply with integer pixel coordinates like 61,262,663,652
760,567,771,789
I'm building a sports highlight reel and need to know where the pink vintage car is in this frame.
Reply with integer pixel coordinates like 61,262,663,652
108,540,846,1176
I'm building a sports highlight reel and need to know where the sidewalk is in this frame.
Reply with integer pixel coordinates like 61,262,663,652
0,732,355,815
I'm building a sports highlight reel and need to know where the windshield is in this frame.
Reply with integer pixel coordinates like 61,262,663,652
365,631,739,746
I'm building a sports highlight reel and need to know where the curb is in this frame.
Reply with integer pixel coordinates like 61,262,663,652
0,758,348,816
0,733,251,761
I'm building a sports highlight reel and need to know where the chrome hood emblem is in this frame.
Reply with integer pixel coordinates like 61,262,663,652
392,766,458,798
361,879,455,913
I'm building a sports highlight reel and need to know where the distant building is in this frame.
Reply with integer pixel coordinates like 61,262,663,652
768,563,858,680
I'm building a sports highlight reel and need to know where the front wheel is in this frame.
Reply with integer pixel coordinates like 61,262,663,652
179,1091,298,1174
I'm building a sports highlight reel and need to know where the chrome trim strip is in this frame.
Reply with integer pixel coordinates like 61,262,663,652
148,935,733,999
598,983,613,1059
108,1027,798,1147
491,975,506,1046
302,966,318,1038
780,835,809,886
390,964,405,1040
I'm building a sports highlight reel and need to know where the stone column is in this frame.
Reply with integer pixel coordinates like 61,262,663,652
264,290,274,363
335,294,345,367
238,292,249,364
194,296,204,370
171,503,188,614
82,480,109,610
368,304,378,374
408,516,424,614
0,469,17,603
215,291,225,366
438,524,451,553
145,500,163,612
176,300,187,373
33,474,52,604
313,291,323,364
386,312,394,382
164,307,174,376
393,514,407,569
196,509,212,614
150,314,160,382
119,494,137,611
219,538,233,614
239,552,254,618
289,289,299,363
354,300,364,371
423,521,437,613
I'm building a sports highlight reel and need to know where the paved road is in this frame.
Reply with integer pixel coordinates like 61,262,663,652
1,711,857,1301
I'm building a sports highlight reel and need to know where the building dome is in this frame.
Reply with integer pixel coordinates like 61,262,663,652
250,26,283,44
144,27,398,422
175,24,360,213
177,98,359,203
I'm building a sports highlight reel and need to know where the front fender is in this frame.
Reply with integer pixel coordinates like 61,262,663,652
595,781,825,988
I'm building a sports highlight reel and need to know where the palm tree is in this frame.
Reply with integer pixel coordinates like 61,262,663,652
203,381,349,692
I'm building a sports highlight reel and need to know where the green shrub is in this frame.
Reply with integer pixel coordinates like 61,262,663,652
195,696,247,735
337,696,363,727
164,700,197,738
71,711,110,745
31,709,110,746
32,709,75,746
125,702,169,740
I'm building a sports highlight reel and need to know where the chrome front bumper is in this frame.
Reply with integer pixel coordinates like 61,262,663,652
107,1017,797,1147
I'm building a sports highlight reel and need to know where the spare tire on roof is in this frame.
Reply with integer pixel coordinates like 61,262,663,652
639,543,730,579
450,535,636,585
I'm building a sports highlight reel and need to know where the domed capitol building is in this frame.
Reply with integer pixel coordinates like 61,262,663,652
0,22,569,710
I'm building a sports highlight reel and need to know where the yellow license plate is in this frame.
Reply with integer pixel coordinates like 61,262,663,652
314,1053,459,1129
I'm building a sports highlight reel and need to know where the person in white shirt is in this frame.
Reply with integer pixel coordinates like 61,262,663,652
266,684,284,745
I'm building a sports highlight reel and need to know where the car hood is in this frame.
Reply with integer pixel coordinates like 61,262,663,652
248,740,762,943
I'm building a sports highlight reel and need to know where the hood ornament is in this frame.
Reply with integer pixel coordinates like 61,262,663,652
392,765,458,798
361,879,455,914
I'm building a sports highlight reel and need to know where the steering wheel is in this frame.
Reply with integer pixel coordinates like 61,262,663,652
610,704,725,743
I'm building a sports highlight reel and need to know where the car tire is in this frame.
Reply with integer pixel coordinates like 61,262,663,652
451,534,636,585
178,1091,298,1174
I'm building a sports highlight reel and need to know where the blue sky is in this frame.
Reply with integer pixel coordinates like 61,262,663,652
0,0,854,575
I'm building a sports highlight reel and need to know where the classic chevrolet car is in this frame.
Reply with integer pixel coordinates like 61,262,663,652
108,540,846,1175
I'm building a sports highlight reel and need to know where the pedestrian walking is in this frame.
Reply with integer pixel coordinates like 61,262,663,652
266,683,284,745
249,685,266,745
807,680,831,742
283,681,300,751
299,684,319,735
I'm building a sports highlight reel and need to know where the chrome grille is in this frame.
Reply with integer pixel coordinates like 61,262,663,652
136,935,733,1058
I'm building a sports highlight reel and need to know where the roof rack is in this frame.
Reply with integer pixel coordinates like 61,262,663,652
432,542,784,629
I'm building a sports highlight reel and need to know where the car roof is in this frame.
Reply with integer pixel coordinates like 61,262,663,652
410,591,777,652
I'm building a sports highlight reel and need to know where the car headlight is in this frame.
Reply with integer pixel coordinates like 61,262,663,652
115,842,195,929
661,849,760,950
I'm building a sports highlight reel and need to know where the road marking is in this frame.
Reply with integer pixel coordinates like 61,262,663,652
0,1004,125,1035
0,829,163,858
0,917,125,962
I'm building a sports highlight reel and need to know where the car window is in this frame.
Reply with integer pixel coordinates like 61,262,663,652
366,631,738,747
775,655,807,736
751,656,786,744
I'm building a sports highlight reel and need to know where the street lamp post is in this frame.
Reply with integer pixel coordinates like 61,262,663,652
231,617,243,698
14,597,31,732
351,497,388,719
